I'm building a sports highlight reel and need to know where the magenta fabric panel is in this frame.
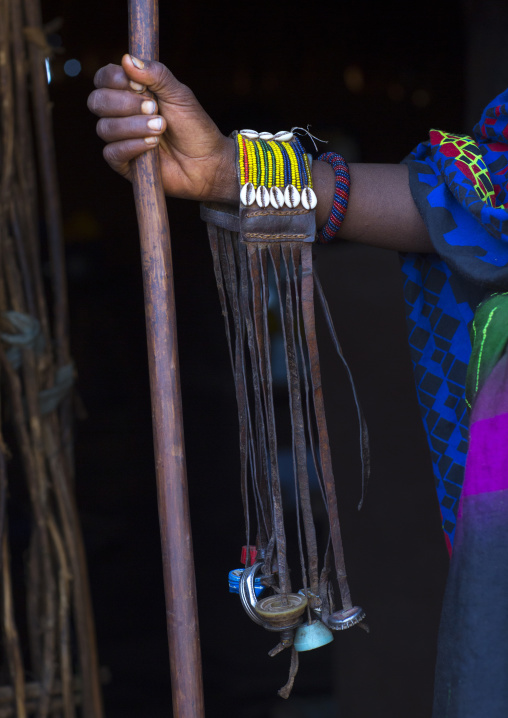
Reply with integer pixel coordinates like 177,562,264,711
462,412,508,497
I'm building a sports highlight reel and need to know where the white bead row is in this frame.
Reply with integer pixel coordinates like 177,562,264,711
240,129,294,142
240,182,317,210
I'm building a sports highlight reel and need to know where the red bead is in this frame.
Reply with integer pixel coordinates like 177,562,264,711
241,545,258,565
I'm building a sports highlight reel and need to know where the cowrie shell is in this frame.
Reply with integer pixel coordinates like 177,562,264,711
240,182,256,206
240,129,259,140
274,131,294,142
256,185,270,208
259,131,274,141
284,185,300,208
301,187,318,210
270,186,284,209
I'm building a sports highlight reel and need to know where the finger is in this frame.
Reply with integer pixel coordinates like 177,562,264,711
103,137,159,179
121,54,196,108
94,63,130,90
94,62,151,94
97,115,166,143
87,88,159,118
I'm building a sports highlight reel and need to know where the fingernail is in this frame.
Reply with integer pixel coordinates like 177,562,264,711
141,100,156,115
147,117,162,131
129,80,146,92
130,55,145,69
144,136,158,145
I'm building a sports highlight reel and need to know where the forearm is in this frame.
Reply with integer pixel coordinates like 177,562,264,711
213,141,433,254
90,58,433,253
339,163,433,252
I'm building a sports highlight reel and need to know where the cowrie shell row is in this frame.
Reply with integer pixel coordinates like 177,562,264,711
240,182,256,206
270,186,284,209
284,185,300,208
301,187,317,210
256,185,270,208
243,183,312,209
273,131,294,142
239,129,294,142
240,129,259,139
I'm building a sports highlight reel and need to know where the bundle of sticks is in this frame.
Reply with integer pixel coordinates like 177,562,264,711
0,0,103,714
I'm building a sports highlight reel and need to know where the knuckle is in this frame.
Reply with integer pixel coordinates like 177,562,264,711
94,63,123,89
112,65,128,86
88,89,134,118
87,90,100,114
119,92,137,115
103,143,120,166
150,63,181,95
156,63,173,86
88,90,112,117
177,82,195,103
95,118,109,141
93,67,104,88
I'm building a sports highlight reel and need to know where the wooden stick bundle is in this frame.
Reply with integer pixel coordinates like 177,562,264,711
0,0,103,714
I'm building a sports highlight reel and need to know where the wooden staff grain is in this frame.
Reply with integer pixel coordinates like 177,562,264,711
128,2,205,716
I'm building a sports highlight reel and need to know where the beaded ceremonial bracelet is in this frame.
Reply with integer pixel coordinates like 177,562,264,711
236,129,317,210
316,152,350,243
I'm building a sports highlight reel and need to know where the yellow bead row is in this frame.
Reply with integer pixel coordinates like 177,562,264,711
265,146,274,189
302,151,313,190
238,134,308,191
237,135,246,185
259,144,267,187
267,140,285,188
245,140,257,184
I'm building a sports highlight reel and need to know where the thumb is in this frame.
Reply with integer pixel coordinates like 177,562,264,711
121,54,194,107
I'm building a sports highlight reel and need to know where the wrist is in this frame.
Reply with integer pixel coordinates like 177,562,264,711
206,140,340,226
208,137,239,204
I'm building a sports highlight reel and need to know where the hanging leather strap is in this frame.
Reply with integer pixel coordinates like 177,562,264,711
202,198,370,696
300,243,352,609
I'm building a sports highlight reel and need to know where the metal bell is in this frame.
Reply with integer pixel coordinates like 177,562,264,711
294,620,334,652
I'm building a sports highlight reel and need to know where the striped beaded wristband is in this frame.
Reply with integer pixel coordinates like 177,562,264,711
316,152,350,243
236,129,317,210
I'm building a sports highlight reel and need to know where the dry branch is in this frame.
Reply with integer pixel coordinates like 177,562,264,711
0,0,104,714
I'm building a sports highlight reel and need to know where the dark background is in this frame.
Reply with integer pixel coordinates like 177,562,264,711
33,0,508,716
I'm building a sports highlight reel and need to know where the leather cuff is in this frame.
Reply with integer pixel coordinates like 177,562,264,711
200,131,317,243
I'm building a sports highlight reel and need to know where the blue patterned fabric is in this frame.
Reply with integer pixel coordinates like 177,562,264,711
406,88,508,289
400,255,478,547
400,89,508,548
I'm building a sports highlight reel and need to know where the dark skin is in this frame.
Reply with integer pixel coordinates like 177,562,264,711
88,54,434,253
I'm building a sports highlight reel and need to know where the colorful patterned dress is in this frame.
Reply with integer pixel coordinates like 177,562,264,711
400,89,508,717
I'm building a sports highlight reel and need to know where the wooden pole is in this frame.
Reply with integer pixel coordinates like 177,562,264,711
128,3,205,717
